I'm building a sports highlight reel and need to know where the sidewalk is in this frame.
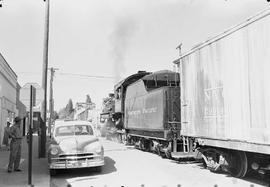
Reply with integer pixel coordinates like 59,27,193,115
0,135,50,187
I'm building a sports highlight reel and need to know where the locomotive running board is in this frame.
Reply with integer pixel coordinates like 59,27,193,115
128,133,167,141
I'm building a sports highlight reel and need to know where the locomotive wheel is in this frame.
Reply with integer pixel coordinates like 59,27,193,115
164,148,172,159
122,134,128,145
138,139,144,150
156,145,162,156
164,143,172,159
229,151,248,178
126,135,132,145
143,139,151,152
149,141,155,152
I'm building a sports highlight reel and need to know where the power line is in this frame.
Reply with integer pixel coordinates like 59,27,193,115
17,72,41,74
17,71,120,80
57,72,118,79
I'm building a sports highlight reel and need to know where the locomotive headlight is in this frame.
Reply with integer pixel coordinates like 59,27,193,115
50,146,59,155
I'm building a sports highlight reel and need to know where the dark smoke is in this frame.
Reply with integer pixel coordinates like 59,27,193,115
110,17,137,83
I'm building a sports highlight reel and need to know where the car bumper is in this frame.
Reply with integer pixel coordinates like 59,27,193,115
49,157,105,169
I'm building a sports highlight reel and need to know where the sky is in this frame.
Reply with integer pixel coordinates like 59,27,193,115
0,0,269,111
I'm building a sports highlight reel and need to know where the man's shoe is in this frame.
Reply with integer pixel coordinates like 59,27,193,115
7,170,12,173
14,169,22,172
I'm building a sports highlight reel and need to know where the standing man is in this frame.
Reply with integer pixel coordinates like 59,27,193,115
2,121,11,150
7,117,23,173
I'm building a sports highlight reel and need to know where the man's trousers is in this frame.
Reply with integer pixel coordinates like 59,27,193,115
8,139,22,171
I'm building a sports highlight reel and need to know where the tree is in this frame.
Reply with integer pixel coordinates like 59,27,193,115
53,111,59,120
58,99,74,119
86,94,92,104
58,107,67,119
66,99,74,116
85,94,96,109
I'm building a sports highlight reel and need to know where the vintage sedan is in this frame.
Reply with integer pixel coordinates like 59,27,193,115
48,120,104,176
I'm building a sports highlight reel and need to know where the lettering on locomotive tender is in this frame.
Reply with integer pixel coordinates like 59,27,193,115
128,107,157,116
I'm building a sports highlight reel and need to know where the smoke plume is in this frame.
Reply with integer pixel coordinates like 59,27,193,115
110,16,137,83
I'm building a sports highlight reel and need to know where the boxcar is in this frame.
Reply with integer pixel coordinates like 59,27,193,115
173,8,270,177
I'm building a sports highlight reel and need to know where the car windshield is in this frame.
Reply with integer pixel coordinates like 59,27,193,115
55,125,94,137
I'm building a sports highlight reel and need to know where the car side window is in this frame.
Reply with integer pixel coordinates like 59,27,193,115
87,125,94,135
55,124,94,136
74,125,94,135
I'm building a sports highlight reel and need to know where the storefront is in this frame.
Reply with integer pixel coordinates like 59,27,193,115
0,53,17,147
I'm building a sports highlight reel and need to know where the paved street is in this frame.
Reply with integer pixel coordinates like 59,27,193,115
0,136,269,187
50,138,269,187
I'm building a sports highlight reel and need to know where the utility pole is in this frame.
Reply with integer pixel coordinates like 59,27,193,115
48,67,58,137
176,43,182,57
40,0,50,158
28,85,35,186
175,43,182,71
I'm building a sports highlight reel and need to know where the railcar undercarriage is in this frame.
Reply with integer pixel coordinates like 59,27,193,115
126,134,173,159
121,133,270,179
198,144,270,178
112,129,270,179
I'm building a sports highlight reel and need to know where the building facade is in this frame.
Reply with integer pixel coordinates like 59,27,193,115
20,82,43,112
0,53,18,146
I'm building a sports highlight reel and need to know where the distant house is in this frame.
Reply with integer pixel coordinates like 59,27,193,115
20,82,43,112
74,102,96,121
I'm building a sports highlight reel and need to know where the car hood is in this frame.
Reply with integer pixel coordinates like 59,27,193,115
54,136,99,153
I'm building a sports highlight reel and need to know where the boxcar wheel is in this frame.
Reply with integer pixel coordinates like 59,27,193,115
229,151,248,178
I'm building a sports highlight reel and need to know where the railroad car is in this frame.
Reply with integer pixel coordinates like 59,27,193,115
113,70,181,157
173,8,270,178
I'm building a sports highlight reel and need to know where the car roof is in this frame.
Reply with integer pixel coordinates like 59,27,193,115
55,120,93,127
